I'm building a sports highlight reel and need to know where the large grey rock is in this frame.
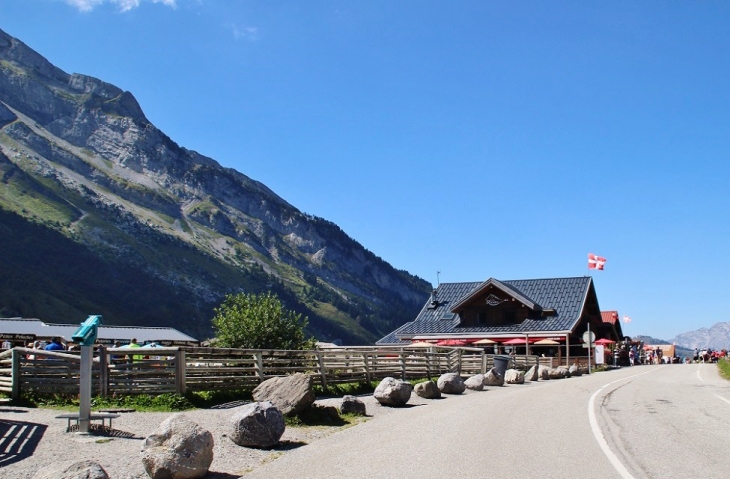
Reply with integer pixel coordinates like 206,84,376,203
569,364,582,376
229,401,286,448
33,460,109,479
464,374,485,391
437,373,466,394
483,367,504,387
538,365,551,380
547,367,570,379
228,401,286,447
414,380,441,399
505,369,525,384
340,395,367,416
252,373,316,416
524,364,539,381
141,414,214,479
374,377,413,406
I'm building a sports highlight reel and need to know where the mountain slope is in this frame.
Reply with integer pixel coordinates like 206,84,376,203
671,321,730,350
0,28,431,343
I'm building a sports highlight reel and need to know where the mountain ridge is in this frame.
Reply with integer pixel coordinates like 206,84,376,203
670,321,730,350
0,27,431,343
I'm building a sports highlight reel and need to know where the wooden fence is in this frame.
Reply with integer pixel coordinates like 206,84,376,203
0,346,542,399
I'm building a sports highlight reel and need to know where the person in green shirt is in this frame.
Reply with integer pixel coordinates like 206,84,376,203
128,337,143,362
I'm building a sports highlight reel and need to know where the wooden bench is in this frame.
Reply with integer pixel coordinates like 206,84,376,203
55,413,120,432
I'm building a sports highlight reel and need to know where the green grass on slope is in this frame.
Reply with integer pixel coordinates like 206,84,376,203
718,359,730,380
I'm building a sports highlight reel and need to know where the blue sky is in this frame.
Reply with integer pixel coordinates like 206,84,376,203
2,1,729,340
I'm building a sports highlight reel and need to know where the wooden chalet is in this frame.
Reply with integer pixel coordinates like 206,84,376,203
377,276,619,363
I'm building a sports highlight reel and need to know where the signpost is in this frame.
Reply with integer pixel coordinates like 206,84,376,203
71,315,102,434
582,327,595,374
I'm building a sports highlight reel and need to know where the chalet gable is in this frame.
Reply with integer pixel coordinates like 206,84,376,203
450,278,542,314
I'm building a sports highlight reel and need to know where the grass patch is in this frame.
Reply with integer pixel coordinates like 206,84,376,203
718,359,730,380
18,392,197,412
313,381,377,397
186,389,253,409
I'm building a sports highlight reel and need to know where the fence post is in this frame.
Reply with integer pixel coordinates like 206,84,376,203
364,352,371,383
316,351,328,390
175,349,186,394
11,349,20,400
254,352,264,383
99,347,108,398
457,349,462,374
399,352,407,380
481,351,487,375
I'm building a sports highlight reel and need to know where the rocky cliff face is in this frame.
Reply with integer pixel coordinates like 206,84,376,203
671,321,730,350
0,28,431,343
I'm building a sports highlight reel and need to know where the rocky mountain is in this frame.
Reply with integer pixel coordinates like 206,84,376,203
0,28,431,344
670,321,730,350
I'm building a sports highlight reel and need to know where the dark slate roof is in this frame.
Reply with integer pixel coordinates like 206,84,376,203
377,277,594,343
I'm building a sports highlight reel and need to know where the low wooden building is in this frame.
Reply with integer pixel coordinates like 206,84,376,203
0,317,198,349
377,276,619,363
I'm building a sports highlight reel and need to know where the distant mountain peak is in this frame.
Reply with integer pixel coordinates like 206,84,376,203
671,321,730,350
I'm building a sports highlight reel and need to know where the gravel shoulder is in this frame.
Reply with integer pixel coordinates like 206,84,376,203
0,394,432,478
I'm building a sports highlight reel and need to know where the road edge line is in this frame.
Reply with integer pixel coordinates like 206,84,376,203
587,369,657,479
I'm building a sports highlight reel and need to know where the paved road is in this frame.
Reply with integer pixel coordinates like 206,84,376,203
245,364,730,479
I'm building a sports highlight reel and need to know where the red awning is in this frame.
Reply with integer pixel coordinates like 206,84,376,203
436,339,468,346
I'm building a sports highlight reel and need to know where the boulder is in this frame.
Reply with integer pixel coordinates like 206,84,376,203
569,364,582,377
340,395,367,416
437,373,466,394
414,380,441,399
374,377,413,406
33,460,109,479
229,401,286,448
538,365,551,380
464,374,485,391
252,373,315,416
547,367,570,380
524,364,539,382
505,369,525,384
141,414,214,479
483,367,504,387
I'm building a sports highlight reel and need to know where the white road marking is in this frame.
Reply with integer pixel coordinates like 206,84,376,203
696,366,704,382
715,394,730,405
588,369,658,479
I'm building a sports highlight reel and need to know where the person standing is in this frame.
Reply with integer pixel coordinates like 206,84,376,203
44,337,65,351
128,337,142,362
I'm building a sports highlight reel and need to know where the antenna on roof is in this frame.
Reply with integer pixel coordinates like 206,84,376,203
436,271,441,287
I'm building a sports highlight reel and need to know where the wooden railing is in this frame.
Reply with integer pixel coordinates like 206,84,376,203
537,356,596,368
0,346,540,399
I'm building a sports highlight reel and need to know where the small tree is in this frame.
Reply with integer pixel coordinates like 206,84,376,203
211,291,316,350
